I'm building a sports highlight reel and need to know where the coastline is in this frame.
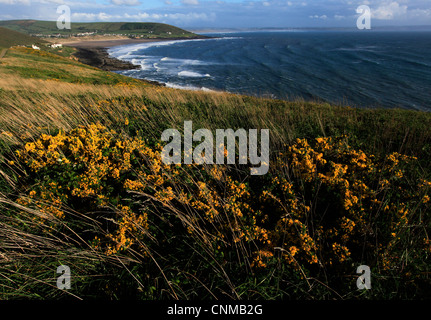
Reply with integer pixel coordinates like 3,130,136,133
65,37,208,86
71,47,141,72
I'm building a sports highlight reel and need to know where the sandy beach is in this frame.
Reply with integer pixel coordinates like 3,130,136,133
62,37,171,49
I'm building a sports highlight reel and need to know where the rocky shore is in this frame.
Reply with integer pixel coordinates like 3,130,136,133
72,47,139,72
72,46,166,87
66,36,209,87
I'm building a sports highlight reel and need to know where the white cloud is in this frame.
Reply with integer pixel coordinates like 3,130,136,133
39,0,64,4
263,2,270,6
309,14,327,19
97,12,111,20
409,8,431,18
72,12,125,21
71,11,215,24
111,0,140,5
372,1,408,20
71,12,96,20
0,0,64,4
0,0,30,4
181,0,199,5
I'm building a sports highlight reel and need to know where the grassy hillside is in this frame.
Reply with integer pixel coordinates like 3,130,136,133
0,26,47,48
0,45,430,300
0,20,202,38
0,46,147,84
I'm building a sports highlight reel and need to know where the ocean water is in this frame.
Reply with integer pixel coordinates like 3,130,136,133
108,31,431,111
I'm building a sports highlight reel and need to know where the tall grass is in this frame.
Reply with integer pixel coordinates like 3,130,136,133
0,47,430,300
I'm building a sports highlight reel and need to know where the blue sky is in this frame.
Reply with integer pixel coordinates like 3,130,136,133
0,0,430,29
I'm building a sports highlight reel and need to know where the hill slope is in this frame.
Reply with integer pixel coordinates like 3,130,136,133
0,20,202,38
0,26,47,48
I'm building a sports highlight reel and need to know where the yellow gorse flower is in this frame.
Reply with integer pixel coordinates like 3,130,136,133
12,124,427,276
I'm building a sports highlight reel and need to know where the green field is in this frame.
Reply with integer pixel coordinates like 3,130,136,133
0,26,47,48
0,27,430,300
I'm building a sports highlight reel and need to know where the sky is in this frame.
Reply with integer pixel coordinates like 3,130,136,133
0,0,430,29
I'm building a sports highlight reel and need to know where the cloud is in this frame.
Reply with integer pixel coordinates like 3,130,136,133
2,0,431,29
72,12,111,21
71,11,215,24
181,0,199,6
309,14,327,19
39,0,64,4
408,8,431,18
372,1,408,20
110,0,141,5
0,0,30,4
0,0,65,4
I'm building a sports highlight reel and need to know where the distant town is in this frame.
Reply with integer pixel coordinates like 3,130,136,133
31,30,178,39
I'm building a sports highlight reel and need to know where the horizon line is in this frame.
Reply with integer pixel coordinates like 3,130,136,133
1,19,431,31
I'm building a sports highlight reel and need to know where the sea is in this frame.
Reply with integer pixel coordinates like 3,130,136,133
107,30,431,111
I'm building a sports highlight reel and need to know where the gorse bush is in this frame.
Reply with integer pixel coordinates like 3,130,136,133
3,123,429,299
1,46,430,300
270,137,430,272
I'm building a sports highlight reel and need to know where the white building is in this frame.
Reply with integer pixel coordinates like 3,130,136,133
50,43,63,49
32,45,40,50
